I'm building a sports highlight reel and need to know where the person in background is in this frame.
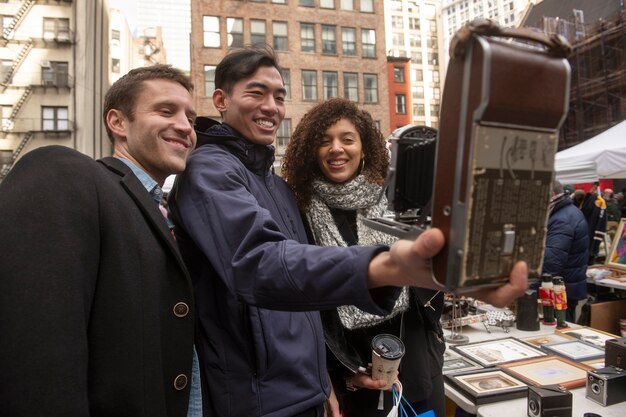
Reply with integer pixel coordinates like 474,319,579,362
541,180,589,323
581,182,607,265
0,65,203,416
603,188,621,236
167,46,527,417
282,98,446,417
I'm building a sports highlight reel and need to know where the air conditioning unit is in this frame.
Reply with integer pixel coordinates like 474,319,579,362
56,32,70,42
40,60,51,68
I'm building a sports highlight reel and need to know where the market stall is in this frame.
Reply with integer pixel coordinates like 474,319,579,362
555,120,626,184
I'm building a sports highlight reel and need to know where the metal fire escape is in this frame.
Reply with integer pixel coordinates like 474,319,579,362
0,0,36,180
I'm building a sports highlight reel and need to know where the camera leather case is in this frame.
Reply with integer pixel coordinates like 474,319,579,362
431,20,571,291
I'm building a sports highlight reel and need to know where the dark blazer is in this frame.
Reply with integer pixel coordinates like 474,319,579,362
0,146,195,417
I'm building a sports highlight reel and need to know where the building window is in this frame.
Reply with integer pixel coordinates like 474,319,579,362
302,70,317,101
360,0,374,12
227,18,243,48
363,74,377,103
43,17,70,42
343,72,358,101
432,70,439,83
280,68,291,99
361,29,375,58
391,16,403,29
300,23,315,53
1,59,12,83
272,0,287,3
250,20,266,46
203,16,220,47
299,0,314,6
428,53,438,66
111,29,120,42
412,69,423,81
323,71,338,99
393,67,404,83
412,86,424,99
340,0,353,11
409,17,420,30
204,65,216,96
341,27,356,56
430,104,440,116
1,15,14,37
42,106,69,131
1,105,12,131
277,118,292,147
111,58,120,73
321,0,334,8
430,87,441,100
413,103,425,117
395,94,406,114
273,21,288,51
321,25,336,55
41,61,69,87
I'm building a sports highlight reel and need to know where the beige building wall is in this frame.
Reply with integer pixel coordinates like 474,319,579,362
385,0,442,129
0,0,110,179
191,0,389,162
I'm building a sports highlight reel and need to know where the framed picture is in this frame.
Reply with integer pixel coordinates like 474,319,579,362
607,219,626,271
451,337,546,367
498,356,592,389
541,339,605,361
556,326,619,349
582,358,605,369
443,350,483,375
444,369,528,405
517,333,574,349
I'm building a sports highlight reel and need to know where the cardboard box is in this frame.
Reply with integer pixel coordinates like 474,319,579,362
590,299,626,335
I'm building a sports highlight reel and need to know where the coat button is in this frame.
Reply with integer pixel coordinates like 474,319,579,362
173,374,188,390
173,302,189,317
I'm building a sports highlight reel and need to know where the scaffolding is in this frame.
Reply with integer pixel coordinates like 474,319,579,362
541,11,626,150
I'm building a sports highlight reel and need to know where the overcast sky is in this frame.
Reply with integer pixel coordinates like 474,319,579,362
109,0,137,30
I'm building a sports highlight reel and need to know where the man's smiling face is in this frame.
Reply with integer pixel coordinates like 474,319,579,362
215,65,286,145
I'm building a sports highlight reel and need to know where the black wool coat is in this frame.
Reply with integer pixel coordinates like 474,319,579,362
0,146,195,417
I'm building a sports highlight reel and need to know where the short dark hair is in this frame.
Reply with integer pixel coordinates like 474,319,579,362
103,64,193,141
215,45,281,94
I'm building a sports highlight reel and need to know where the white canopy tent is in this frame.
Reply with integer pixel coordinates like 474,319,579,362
555,120,626,184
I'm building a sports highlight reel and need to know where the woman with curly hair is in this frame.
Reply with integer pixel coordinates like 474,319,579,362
282,98,446,417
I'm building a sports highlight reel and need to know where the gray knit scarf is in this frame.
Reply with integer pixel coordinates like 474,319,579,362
306,175,410,330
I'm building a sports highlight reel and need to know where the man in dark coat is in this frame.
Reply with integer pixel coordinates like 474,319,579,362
169,46,529,417
581,182,607,265
542,180,589,323
0,65,200,417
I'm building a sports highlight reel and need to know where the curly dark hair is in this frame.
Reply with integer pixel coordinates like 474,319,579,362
282,98,389,210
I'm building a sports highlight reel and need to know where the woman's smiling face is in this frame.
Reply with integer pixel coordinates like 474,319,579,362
316,118,364,184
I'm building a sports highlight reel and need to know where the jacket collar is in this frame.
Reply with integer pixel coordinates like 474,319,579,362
195,117,275,175
97,157,190,278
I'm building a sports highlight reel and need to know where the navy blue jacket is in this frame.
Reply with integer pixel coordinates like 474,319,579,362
542,197,589,301
168,121,398,417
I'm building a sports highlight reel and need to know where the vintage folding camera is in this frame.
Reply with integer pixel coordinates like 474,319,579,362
585,365,626,406
605,337,626,368
364,20,571,292
527,385,572,417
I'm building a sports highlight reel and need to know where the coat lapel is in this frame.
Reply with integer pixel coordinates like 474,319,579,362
97,157,189,275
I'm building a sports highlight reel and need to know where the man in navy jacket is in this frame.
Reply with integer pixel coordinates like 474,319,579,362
542,180,589,322
168,46,529,417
